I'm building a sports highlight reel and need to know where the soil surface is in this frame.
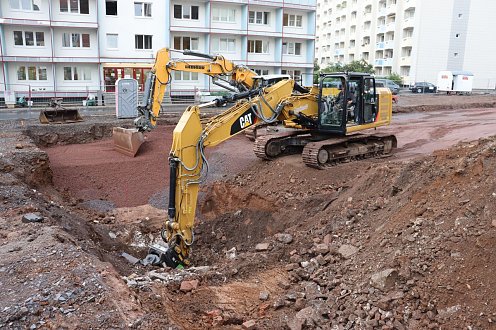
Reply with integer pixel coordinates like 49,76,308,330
0,94,496,329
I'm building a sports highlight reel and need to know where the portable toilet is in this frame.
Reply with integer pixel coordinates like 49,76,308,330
115,78,138,118
436,71,453,92
452,71,473,93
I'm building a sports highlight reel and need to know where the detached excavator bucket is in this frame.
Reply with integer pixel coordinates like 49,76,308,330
112,127,145,157
39,108,84,124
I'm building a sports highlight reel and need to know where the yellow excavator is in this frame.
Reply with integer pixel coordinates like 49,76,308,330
113,48,262,156
133,49,397,268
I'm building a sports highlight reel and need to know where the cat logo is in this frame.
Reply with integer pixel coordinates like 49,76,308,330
239,113,253,128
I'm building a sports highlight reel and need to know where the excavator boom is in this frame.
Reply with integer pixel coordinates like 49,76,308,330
113,48,259,156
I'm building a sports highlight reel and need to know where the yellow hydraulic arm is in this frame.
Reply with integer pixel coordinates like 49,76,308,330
134,48,258,132
158,79,296,268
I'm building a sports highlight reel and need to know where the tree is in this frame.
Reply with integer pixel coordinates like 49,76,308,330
344,60,375,74
386,72,403,85
320,60,374,74
313,60,320,84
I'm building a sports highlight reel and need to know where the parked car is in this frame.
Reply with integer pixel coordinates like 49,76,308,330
375,79,400,95
410,82,437,93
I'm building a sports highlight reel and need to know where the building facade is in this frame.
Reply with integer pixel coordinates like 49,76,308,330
315,0,496,88
0,0,316,101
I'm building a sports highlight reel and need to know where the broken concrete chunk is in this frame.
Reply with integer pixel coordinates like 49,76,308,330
338,244,358,258
255,243,270,251
287,306,320,330
242,319,256,330
108,231,117,239
21,213,44,223
275,233,293,244
259,291,270,301
121,252,140,265
226,247,237,259
314,243,329,255
370,268,399,291
491,219,496,227
180,279,199,292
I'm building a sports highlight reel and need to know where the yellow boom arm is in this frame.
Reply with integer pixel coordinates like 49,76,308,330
161,79,295,268
134,48,258,131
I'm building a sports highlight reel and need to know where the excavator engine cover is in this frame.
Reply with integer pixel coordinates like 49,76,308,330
112,127,145,157
39,98,84,124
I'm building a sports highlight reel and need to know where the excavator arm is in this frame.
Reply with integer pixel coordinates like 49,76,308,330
159,79,296,268
134,48,258,132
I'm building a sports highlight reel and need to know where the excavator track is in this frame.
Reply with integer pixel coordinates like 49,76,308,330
253,132,312,160
302,134,397,169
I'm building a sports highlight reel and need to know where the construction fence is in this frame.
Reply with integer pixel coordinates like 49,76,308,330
0,83,199,109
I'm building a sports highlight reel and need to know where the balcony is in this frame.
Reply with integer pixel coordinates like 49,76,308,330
400,56,411,66
334,49,344,56
402,37,413,47
374,57,393,66
403,17,415,28
275,0,317,10
404,0,416,7
386,23,395,32
376,25,386,33
361,43,372,51
384,40,394,49
387,4,397,15
376,42,385,50
0,18,51,27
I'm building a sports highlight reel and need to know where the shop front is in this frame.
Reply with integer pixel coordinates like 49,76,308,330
103,65,152,92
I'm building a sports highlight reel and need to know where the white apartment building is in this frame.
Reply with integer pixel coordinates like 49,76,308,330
0,0,316,102
315,0,496,88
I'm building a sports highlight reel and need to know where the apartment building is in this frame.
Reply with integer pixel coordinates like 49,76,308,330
0,0,316,101
315,0,496,88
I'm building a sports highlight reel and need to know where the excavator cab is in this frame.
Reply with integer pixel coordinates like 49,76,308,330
318,73,380,135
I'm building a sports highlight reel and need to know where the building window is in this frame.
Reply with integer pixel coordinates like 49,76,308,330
17,65,47,81
9,0,40,11
212,7,235,23
403,28,413,38
281,69,302,82
134,2,151,17
282,42,301,55
135,35,153,49
173,71,199,81
455,33,460,38
105,0,117,15
249,11,270,25
212,37,235,52
14,31,45,47
248,40,269,54
254,69,269,76
63,67,91,80
173,5,199,20
62,33,90,48
454,52,458,57
173,36,199,51
60,0,89,14
106,34,118,48
283,14,303,27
